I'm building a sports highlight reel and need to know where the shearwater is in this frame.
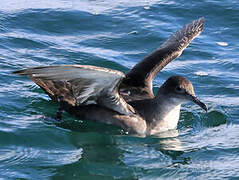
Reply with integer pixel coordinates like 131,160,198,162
13,18,207,135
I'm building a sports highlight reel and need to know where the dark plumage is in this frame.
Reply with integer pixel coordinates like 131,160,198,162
13,18,207,135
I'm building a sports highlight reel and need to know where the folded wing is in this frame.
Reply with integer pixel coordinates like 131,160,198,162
13,65,135,115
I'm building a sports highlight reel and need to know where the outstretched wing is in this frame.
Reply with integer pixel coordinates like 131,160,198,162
122,17,205,100
13,65,135,115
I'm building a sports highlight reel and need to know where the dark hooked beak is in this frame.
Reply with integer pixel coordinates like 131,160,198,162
188,94,208,112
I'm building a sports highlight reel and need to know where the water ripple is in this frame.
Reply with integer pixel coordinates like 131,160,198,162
0,146,39,167
0,0,239,179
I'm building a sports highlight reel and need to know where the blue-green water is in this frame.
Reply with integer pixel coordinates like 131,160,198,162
1,0,239,179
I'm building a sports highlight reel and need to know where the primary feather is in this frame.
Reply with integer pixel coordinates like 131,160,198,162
13,65,135,115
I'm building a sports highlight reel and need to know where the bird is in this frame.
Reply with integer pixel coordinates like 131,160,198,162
13,17,207,135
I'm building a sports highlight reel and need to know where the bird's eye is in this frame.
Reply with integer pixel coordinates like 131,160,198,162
175,86,184,93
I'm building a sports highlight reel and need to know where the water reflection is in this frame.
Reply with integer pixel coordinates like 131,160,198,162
50,128,187,179
51,132,138,179
152,130,182,151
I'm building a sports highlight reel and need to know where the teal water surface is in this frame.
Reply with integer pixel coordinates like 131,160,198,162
1,0,239,179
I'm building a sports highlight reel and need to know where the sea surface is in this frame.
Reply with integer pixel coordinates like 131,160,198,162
0,0,239,179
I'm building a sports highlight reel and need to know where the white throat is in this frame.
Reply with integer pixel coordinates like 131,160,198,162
149,97,183,135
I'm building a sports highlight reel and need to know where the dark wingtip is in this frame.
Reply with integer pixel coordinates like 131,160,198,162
198,17,205,23
197,17,205,23
194,17,205,32
12,69,27,75
177,17,205,45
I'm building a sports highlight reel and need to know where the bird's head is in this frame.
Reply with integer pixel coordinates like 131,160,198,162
158,76,207,112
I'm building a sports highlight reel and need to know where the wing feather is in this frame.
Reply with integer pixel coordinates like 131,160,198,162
13,65,135,115
122,18,205,100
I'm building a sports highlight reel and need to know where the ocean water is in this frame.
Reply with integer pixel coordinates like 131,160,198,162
0,0,239,179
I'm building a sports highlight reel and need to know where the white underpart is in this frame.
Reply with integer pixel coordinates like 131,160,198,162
150,98,183,135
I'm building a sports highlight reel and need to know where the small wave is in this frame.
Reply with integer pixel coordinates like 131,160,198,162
0,146,39,167
217,42,228,47
194,71,208,76
0,145,82,169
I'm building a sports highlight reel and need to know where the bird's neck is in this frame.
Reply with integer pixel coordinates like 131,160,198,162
147,94,183,135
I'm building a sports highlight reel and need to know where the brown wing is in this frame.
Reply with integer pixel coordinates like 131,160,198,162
121,17,205,101
13,65,135,115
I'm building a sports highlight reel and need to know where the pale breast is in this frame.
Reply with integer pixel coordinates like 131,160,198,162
149,101,182,135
